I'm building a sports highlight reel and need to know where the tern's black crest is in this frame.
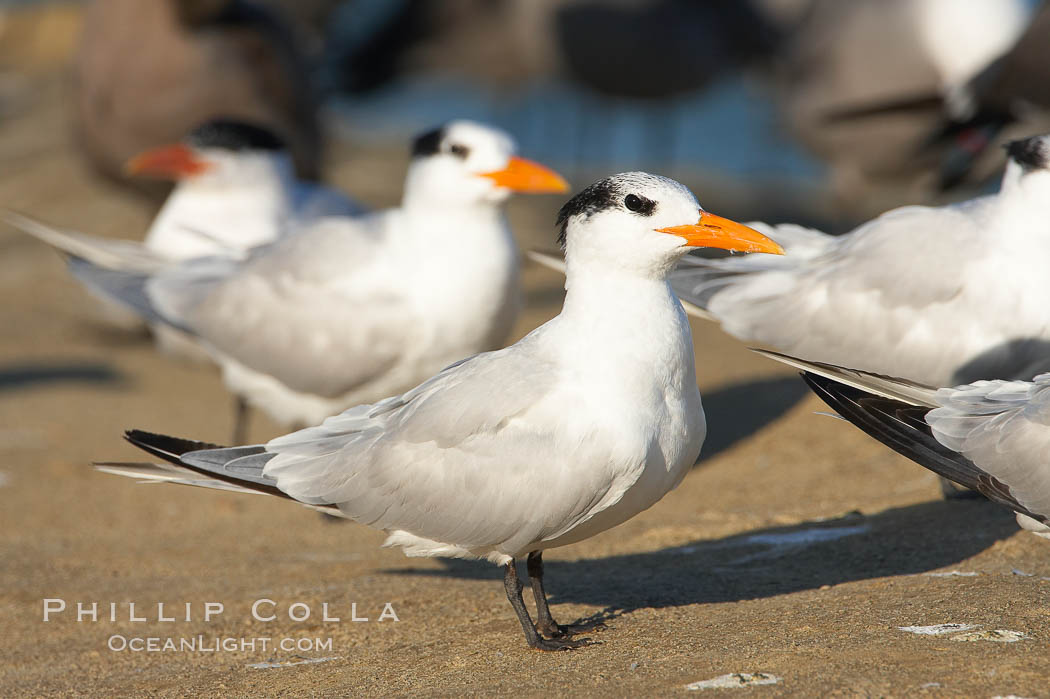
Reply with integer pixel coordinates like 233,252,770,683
411,127,446,158
187,120,286,152
410,126,471,160
1005,135,1049,172
555,173,660,247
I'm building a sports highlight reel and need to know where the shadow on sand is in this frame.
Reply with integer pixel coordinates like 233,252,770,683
0,362,123,392
387,499,1018,622
698,375,810,461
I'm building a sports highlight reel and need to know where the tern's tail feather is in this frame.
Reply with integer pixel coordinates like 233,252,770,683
3,211,166,271
798,371,1040,522
753,349,940,407
2,211,172,325
98,430,345,516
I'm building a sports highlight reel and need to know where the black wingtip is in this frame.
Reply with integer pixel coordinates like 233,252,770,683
801,372,1042,522
124,430,227,465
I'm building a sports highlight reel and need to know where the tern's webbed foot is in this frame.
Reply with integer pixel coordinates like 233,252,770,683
538,620,607,639
528,634,595,651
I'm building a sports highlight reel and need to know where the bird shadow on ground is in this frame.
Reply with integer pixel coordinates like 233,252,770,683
697,375,810,461
387,499,1018,624
0,362,123,392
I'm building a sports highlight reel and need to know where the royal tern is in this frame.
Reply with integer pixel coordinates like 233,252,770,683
532,134,1050,498
129,119,363,262
669,133,1050,389
13,121,568,440
97,172,784,650
760,350,1050,540
10,119,361,359
73,0,322,184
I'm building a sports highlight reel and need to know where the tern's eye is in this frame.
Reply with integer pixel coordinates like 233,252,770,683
449,143,470,159
624,193,655,215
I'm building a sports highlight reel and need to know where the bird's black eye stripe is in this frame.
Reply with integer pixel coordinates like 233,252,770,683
411,128,445,157
449,143,470,159
624,193,656,215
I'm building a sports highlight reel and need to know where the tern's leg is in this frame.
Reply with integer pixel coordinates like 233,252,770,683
526,552,605,638
232,396,250,445
527,551,565,637
503,559,588,651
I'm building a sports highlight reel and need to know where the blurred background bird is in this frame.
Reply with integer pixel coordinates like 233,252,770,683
70,0,324,194
7,121,567,441
3,0,1049,436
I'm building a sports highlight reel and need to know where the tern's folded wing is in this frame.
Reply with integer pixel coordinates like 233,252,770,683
149,218,409,397
261,339,645,554
681,203,997,383
925,374,1050,520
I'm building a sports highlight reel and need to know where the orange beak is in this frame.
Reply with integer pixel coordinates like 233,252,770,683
124,144,212,179
657,212,784,255
479,156,569,193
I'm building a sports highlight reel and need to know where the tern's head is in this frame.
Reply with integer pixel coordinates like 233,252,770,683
556,172,783,276
124,119,292,188
402,120,567,208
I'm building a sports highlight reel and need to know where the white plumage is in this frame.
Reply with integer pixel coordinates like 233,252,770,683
670,134,1050,388
99,172,784,650
141,148,359,261
12,121,567,434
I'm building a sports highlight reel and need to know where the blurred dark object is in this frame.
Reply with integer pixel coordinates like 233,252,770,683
323,0,780,97
773,0,1040,212
71,0,322,194
554,0,779,99
827,1,1050,192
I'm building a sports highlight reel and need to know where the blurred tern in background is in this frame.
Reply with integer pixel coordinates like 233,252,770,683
97,172,785,650
73,0,323,186
12,119,362,358
128,119,363,262
8,121,567,442
762,350,1050,540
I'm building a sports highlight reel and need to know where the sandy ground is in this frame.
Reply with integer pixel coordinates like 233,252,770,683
2,33,1050,699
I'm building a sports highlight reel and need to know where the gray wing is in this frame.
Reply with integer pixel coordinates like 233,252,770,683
260,337,645,555
925,374,1050,520
679,203,997,385
779,352,1050,523
670,221,836,312
149,216,410,397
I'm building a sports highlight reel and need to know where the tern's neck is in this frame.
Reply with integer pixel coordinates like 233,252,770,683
147,173,295,257
555,262,696,394
398,200,506,243
561,260,682,324
175,165,295,203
